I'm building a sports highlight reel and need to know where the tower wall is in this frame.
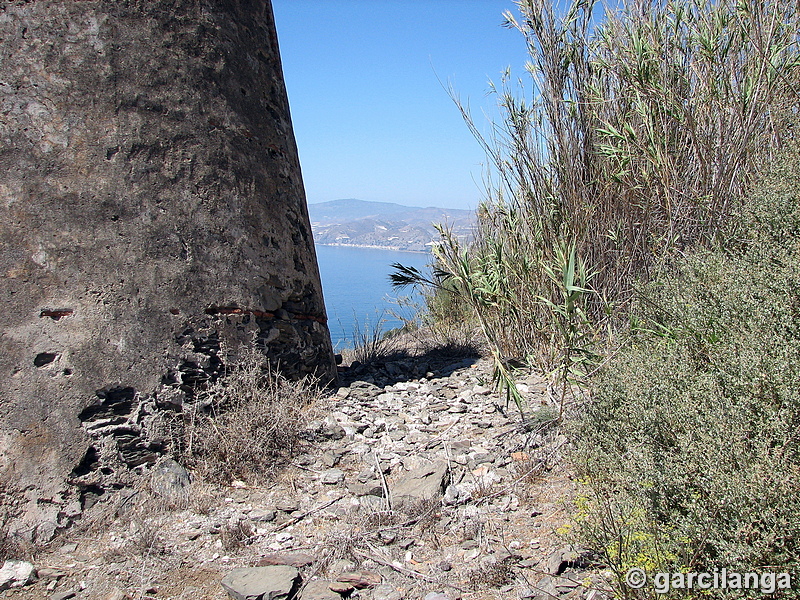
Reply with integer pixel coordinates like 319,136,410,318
0,0,334,540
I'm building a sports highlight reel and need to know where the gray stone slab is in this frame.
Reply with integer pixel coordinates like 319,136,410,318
391,461,449,507
220,566,300,600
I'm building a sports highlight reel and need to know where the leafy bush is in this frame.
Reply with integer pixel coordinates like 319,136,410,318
178,348,319,484
571,147,800,597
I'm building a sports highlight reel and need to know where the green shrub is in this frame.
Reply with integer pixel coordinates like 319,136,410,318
571,147,800,597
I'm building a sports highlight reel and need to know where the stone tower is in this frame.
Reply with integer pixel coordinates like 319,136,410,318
0,0,335,540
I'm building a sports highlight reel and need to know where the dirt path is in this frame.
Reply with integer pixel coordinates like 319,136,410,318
1,355,610,600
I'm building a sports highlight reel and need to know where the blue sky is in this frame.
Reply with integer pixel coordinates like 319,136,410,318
271,0,527,210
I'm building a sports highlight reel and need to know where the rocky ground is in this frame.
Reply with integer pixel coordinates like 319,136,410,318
0,352,613,600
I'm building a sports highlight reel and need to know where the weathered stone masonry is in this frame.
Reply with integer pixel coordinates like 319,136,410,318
0,0,335,540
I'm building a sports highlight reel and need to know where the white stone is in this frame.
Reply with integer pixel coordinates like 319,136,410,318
464,548,480,560
0,561,36,590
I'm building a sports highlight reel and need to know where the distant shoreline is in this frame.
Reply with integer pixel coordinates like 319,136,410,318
313,242,432,254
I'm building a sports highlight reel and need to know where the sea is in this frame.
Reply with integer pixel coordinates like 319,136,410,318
314,244,433,350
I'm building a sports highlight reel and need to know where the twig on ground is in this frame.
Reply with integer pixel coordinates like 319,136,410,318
374,453,392,511
289,463,326,475
424,416,463,449
353,547,470,593
274,495,345,532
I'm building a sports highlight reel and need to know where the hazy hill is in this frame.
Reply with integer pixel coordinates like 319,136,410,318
307,199,474,252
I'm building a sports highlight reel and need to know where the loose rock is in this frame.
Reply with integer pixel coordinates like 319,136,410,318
220,566,300,600
258,553,315,568
391,461,448,507
320,469,345,485
372,584,405,600
149,458,191,505
0,560,36,590
336,570,382,589
298,580,341,600
328,581,353,594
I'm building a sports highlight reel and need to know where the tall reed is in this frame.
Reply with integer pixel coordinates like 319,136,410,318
437,0,800,367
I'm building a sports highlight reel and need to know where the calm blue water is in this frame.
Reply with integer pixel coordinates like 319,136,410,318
314,244,432,350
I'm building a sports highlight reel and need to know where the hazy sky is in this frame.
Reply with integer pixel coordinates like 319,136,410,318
271,0,527,210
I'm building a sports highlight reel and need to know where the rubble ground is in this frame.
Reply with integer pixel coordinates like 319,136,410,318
1,353,612,600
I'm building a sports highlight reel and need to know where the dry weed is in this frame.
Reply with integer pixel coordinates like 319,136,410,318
469,476,502,503
509,456,546,506
466,557,515,590
459,517,485,545
0,511,23,562
314,497,443,574
179,347,322,485
127,516,168,557
186,480,219,516
220,519,255,552
360,509,406,531
341,313,403,366
397,496,440,531
316,526,367,573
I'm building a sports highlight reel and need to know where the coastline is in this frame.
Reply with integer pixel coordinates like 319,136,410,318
313,242,433,254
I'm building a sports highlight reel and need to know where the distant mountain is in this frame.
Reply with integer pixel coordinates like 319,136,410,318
308,198,472,225
307,199,474,252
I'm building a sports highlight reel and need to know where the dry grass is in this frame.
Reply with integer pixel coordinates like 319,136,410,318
468,475,503,504
315,524,369,573
313,496,446,576
397,496,441,531
220,519,255,552
401,283,487,358
360,509,407,531
508,454,547,505
0,511,24,562
127,516,168,557
466,557,516,590
178,347,322,485
187,481,220,516
340,314,405,366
